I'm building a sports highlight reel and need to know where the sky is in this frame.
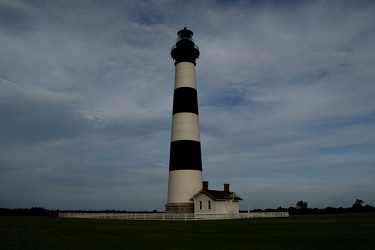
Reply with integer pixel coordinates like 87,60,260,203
1,0,375,211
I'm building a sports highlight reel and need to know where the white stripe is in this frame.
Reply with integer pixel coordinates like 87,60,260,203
167,170,203,203
171,113,200,142
174,62,196,89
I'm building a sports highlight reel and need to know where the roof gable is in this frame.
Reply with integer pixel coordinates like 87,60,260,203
190,189,242,201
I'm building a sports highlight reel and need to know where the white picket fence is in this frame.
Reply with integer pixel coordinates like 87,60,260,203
59,212,289,221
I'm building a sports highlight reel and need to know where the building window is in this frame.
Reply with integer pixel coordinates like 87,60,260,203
199,201,202,210
208,200,211,210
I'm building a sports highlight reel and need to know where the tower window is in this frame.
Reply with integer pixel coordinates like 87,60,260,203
208,200,211,210
199,201,202,210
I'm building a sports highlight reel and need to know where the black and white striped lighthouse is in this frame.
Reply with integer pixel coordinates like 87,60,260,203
165,27,202,213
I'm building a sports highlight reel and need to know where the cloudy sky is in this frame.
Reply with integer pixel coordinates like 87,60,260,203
1,0,374,211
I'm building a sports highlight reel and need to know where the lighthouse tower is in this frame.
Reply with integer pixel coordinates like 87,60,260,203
165,27,202,213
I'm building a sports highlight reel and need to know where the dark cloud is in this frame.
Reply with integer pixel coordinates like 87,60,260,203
0,0,34,34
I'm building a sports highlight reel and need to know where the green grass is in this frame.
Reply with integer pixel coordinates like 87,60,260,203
1,213,374,249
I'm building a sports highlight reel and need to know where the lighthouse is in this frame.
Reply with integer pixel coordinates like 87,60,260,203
165,27,202,213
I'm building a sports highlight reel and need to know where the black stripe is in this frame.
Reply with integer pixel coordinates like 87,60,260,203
169,140,202,171
172,87,198,115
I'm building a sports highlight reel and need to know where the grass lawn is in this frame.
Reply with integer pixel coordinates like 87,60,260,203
1,213,374,249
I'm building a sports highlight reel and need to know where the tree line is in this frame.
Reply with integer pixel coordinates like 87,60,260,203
0,208,159,216
246,199,375,215
1,199,374,216
0,207,54,216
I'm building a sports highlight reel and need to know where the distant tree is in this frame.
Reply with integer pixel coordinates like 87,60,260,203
276,206,288,212
354,199,363,206
296,200,308,210
352,199,364,210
